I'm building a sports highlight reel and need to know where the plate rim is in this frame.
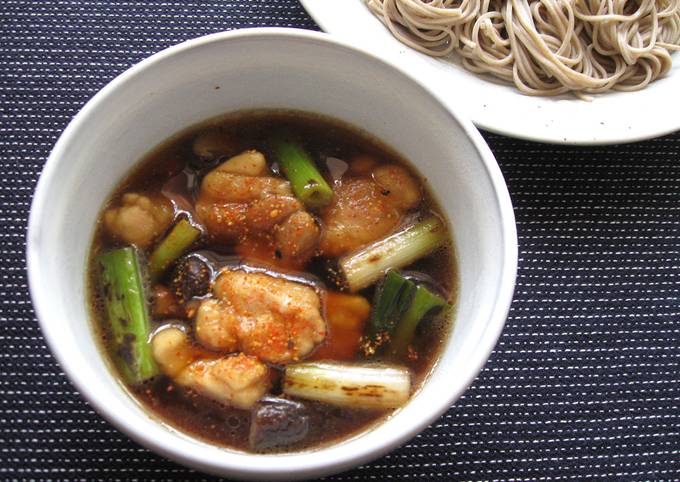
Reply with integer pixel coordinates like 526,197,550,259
300,0,680,145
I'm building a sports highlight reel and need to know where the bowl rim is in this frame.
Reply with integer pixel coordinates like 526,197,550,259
26,27,518,480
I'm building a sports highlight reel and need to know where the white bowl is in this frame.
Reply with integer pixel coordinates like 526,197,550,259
27,28,517,480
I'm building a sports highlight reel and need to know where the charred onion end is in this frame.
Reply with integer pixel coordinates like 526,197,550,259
323,258,348,291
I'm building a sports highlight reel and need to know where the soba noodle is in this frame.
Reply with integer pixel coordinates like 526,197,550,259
366,0,680,97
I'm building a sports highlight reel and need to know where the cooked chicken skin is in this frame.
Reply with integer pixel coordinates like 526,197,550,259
201,169,292,205
196,151,320,261
319,178,399,257
103,193,173,248
197,150,298,235
274,211,321,259
195,298,239,353
371,164,421,211
195,269,326,364
206,149,268,177
320,162,422,257
151,326,270,410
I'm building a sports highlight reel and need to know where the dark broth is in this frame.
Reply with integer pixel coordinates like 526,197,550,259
88,110,457,453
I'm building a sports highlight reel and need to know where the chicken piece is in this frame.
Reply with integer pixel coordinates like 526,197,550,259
319,178,400,257
196,150,321,263
195,269,326,364
320,163,422,256
372,165,421,210
195,299,239,353
200,157,292,204
104,193,173,248
246,196,303,231
274,211,320,259
234,235,301,270
233,229,320,270
179,355,270,410
216,150,268,176
195,202,248,241
218,271,326,364
151,326,270,410
151,326,198,378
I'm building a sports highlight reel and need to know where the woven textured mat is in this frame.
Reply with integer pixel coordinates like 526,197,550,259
2,1,679,480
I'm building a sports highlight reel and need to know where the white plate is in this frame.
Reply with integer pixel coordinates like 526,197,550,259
300,0,680,144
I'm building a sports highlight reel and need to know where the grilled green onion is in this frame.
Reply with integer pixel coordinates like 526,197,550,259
271,136,333,209
97,247,158,384
284,361,410,410
390,284,449,357
339,216,447,292
362,270,415,357
362,270,450,358
148,217,201,281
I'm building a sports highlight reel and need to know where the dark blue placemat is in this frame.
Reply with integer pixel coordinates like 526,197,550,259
2,1,679,480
